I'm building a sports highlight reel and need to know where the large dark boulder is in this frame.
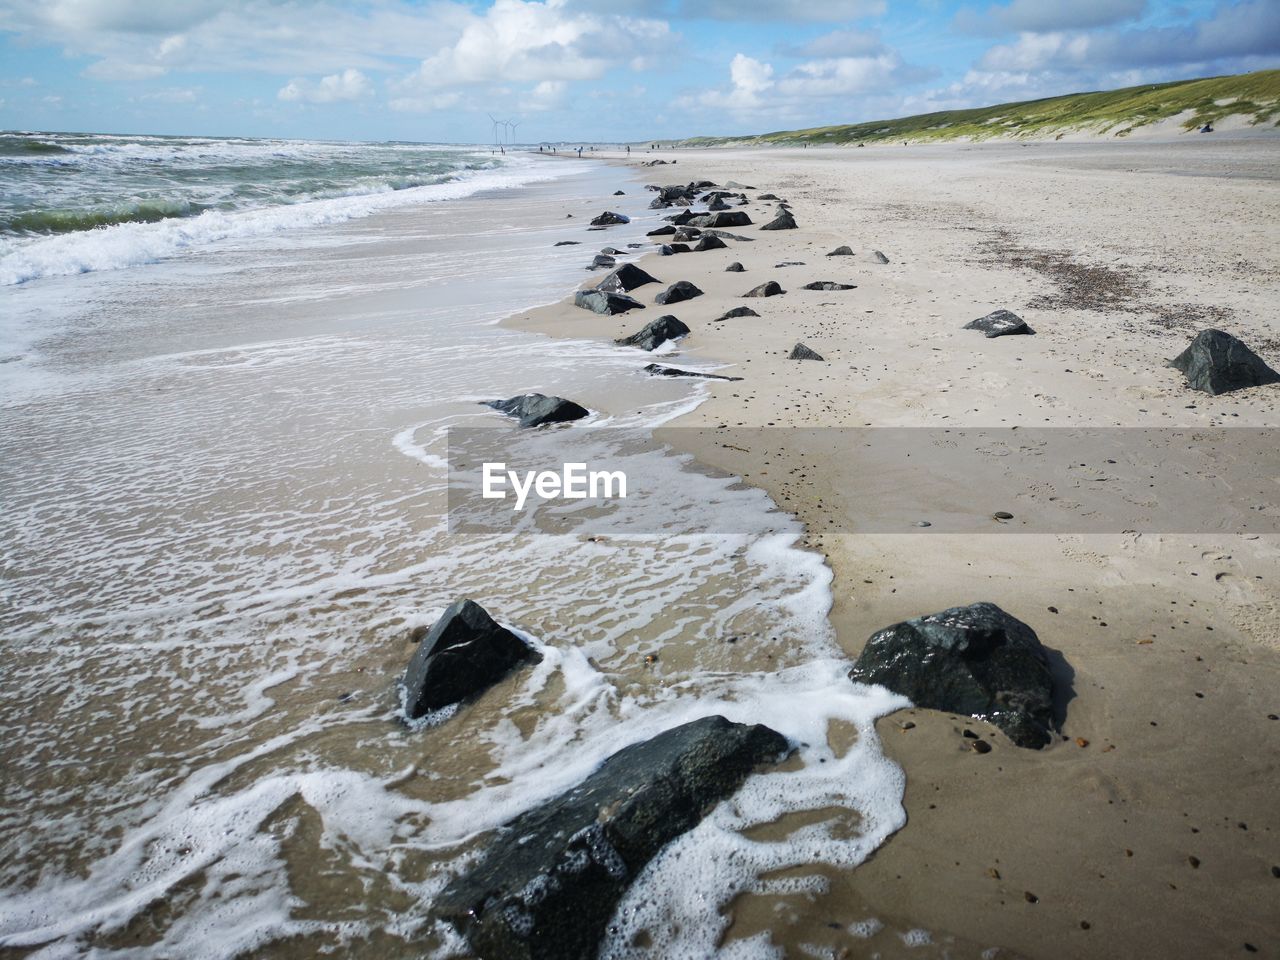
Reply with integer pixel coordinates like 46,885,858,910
788,342,824,361
658,243,689,256
665,210,697,225
434,715,791,960
589,211,630,227
671,226,702,242
615,315,690,351
872,250,890,264
643,363,742,381
648,196,671,210
744,281,784,298
597,263,660,294
1169,329,1280,395
761,211,798,231
964,310,1034,338
655,280,703,305
485,394,590,428
402,599,542,718
717,306,759,320
757,193,781,201
659,184,693,201
574,289,645,315
725,262,745,272
704,230,754,242
849,602,1055,749
689,211,752,228
693,235,727,252
587,254,616,271
826,245,854,256
646,225,676,237
554,240,581,247
802,281,856,291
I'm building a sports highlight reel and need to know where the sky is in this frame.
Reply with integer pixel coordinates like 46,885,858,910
0,0,1277,143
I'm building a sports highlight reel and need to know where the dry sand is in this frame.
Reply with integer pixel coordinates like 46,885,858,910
507,139,1280,959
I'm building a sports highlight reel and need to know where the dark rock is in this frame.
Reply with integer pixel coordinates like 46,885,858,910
717,306,759,320
671,227,702,242
872,251,890,264
802,281,857,291
626,243,643,249
401,599,542,719
688,211,753,228
647,225,676,237
615,315,690,351
826,245,854,256
848,602,1056,749
435,715,791,960
659,184,693,202
704,230,754,242
964,309,1034,338
612,190,625,196
757,193,781,201
589,211,630,227
761,211,798,231
688,180,717,190
586,226,607,231
587,254,616,270
1169,329,1280,395
554,241,581,247
597,263,660,294
744,281,784,297
655,280,703,305
708,198,729,210
788,343,824,361
644,158,668,166
643,363,742,381
600,247,623,255
658,243,690,256
574,289,645,315
723,180,754,189
648,197,672,210
484,394,590,428
725,262,745,272
665,210,697,225
693,235,728,252
775,261,805,267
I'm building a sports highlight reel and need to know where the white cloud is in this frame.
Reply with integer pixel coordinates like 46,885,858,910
977,0,1280,71
686,46,928,122
278,69,373,104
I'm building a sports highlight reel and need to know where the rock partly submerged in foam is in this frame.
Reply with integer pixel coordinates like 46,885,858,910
1168,328,1280,395
848,601,1056,748
589,211,630,227
402,599,542,720
616,314,690,351
643,363,742,381
434,715,790,960
484,393,590,428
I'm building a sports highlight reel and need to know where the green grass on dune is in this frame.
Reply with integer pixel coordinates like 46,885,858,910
679,69,1280,147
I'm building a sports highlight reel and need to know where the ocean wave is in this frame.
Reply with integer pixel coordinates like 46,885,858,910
0,158,568,286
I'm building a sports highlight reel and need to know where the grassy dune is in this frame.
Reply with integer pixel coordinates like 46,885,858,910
680,69,1280,147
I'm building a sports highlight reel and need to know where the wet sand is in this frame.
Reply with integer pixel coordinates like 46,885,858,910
508,139,1280,958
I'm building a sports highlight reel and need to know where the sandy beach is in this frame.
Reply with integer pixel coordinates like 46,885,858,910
508,138,1280,959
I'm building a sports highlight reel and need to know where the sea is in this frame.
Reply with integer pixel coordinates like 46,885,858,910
0,132,907,958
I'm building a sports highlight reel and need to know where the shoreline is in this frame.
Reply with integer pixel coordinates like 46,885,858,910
505,142,1280,958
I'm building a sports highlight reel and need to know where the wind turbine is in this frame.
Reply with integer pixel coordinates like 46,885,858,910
508,119,521,145
486,113,501,146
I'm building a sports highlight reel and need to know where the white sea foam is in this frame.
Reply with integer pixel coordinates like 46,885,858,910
0,156,569,286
